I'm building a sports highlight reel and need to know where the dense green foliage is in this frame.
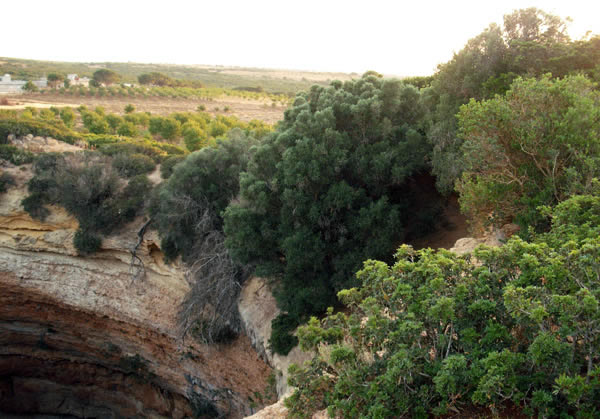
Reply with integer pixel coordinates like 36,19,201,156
160,155,185,179
138,72,179,87
457,75,600,232
23,152,152,254
0,171,15,193
0,144,34,165
425,8,600,194
46,73,64,88
286,195,600,418
149,130,258,343
93,68,120,86
5,10,600,413
112,152,156,178
150,129,257,262
0,114,80,144
223,74,433,350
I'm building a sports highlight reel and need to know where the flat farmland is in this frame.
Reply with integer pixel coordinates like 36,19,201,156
1,93,286,124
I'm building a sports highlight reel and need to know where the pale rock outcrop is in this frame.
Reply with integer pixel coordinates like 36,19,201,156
8,133,84,153
449,223,519,255
238,276,312,398
0,166,271,417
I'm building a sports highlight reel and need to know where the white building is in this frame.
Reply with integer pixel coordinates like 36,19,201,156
0,74,47,93
67,74,90,87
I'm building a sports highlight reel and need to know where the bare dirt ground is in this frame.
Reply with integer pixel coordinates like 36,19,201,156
410,194,470,250
1,93,286,124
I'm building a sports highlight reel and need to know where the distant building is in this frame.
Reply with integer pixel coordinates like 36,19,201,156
67,74,90,87
0,74,47,93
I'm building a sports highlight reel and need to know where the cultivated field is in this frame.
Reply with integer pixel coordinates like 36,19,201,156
0,93,286,124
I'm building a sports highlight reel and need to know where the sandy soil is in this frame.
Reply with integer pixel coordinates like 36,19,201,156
2,93,286,124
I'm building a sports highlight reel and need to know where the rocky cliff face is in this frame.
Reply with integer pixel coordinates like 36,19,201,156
238,277,312,399
0,165,271,418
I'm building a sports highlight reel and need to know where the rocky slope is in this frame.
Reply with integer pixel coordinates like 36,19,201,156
0,164,271,418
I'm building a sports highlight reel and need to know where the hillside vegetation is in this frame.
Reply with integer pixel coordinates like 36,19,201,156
2,7,600,418
0,57,355,95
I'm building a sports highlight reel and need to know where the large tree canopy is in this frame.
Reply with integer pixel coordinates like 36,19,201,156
92,68,121,86
223,74,431,332
457,74,600,230
425,8,600,194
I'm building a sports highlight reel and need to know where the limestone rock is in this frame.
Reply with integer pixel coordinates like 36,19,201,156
238,276,312,398
448,225,516,255
0,168,271,418
8,134,83,153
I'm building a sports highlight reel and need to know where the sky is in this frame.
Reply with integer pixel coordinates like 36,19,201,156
3,0,600,77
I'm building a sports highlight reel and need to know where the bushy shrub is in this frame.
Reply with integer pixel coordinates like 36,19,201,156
286,195,600,418
148,116,164,136
182,121,208,151
39,109,56,120
23,152,153,255
160,155,185,179
117,121,138,137
0,118,80,144
59,108,75,128
159,117,181,140
112,153,156,178
224,74,431,349
150,130,257,262
81,111,109,134
73,229,102,255
105,114,123,132
0,145,34,165
149,116,182,140
124,112,149,127
269,314,299,355
457,75,600,232
98,141,164,163
0,171,15,193
124,104,135,114
115,174,153,221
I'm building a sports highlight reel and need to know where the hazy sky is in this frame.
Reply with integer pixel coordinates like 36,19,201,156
3,0,600,76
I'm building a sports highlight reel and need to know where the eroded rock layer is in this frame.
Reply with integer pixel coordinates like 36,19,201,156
0,167,271,418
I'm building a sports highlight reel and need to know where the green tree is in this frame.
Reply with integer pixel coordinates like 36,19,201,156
456,74,600,231
224,74,431,344
137,72,173,86
81,111,110,134
425,8,577,194
22,81,38,92
182,121,208,151
105,114,123,133
117,120,138,137
93,69,121,86
158,117,181,140
59,108,75,128
151,129,257,262
47,73,64,89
